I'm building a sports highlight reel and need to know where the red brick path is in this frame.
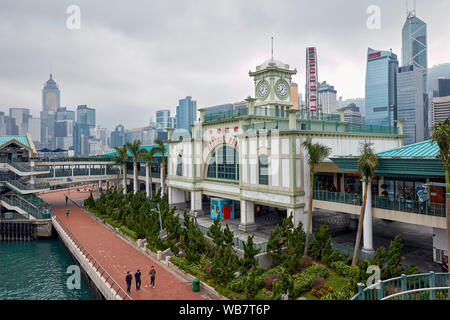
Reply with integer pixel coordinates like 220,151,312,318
41,188,207,300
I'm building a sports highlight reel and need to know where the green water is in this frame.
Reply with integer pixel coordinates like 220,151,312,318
0,238,95,300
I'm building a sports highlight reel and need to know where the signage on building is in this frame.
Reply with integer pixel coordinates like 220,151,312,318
368,51,381,60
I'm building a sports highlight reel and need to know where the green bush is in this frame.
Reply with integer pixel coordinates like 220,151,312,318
331,261,359,278
119,225,138,241
227,277,245,293
304,265,329,279
292,273,314,297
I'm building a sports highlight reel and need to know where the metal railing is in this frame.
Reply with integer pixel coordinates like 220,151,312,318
0,194,50,220
313,190,446,217
53,215,132,300
38,156,116,163
204,108,248,122
0,174,50,191
0,157,50,173
352,272,450,300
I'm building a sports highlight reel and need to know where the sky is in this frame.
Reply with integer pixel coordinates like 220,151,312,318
1,0,449,130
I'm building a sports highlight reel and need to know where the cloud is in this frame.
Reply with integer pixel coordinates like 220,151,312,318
0,0,449,130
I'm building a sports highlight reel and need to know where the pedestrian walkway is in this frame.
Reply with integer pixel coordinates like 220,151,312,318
41,190,208,300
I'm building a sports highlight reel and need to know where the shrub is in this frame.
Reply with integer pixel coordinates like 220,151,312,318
304,265,329,279
320,285,355,300
264,274,283,290
292,273,314,297
331,261,359,278
311,285,333,298
119,225,138,241
227,277,245,293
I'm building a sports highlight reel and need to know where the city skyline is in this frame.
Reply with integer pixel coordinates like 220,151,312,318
1,0,450,130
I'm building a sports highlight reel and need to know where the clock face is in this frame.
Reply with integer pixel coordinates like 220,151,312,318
277,82,288,97
257,81,269,99
275,79,289,99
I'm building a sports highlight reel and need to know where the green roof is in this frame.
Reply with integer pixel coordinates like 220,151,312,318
376,140,440,159
103,144,167,157
0,135,31,148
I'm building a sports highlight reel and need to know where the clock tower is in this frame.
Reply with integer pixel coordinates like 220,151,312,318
249,57,297,116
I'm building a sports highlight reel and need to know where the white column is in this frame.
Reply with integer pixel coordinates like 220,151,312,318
362,182,374,253
122,167,127,194
287,207,309,231
168,187,184,205
145,163,150,198
160,166,165,195
190,191,203,215
239,200,257,232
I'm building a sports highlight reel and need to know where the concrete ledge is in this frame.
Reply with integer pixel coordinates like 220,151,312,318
52,218,124,300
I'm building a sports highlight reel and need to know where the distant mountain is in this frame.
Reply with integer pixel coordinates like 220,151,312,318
428,63,450,91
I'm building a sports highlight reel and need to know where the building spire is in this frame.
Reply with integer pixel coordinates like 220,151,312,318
271,36,274,59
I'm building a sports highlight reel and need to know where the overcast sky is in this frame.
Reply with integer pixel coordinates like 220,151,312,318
1,0,449,130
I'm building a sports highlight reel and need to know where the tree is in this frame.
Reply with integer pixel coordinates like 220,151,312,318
113,146,129,195
241,235,261,274
302,137,331,255
267,224,283,267
351,142,378,266
139,147,159,198
153,138,166,195
126,140,146,194
430,119,450,278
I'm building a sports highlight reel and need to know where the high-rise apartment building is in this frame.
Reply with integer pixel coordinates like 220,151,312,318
110,124,126,148
156,110,171,130
9,108,31,135
55,107,75,150
305,47,318,113
317,81,337,114
0,112,18,135
74,105,96,155
364,48,398,127
176,96,197,134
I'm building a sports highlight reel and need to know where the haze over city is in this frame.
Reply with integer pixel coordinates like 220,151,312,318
1,0,450,129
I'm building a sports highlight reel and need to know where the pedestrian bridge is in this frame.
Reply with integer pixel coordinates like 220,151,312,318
352,272,449,300
313,190,447,229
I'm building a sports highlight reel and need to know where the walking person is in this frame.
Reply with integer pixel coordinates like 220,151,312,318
65,194,68,206
149,266,156,288
66,209,69,218
125,271,132,293
135,269,142,290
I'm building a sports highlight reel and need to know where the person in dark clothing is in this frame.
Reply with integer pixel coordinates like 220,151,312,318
125,271,132,293
135,269,142,290
65,194,68,206
149,266,156,288
442,256,448,272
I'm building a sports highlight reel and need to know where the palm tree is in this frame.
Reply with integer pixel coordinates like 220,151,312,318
302,137,331,255
139,147,158,199
125,140,145,194
351,142,378,266
153,138,166,195
113,146,128,195
430,119,450,276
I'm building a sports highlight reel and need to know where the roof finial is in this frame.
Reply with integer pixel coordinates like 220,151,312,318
271,36,274,60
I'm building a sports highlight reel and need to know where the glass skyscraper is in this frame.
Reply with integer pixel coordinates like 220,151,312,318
364,48,398,127
176,96,197,134
42,74,60,112
402,13,427,89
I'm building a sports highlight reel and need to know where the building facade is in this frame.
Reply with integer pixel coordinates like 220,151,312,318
431,96,450,127
42,74,60,112
364,48,398,127
433,78,450,98
318,81,337,114
305,47,318,114
397,65,428,145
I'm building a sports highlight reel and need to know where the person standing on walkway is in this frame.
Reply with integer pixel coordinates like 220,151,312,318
66,209,69,218
135,269,142,290
65,194,68,206
149,266,156,288
126,271,132,293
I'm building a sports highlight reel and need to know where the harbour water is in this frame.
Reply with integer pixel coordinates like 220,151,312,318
0,237,94,300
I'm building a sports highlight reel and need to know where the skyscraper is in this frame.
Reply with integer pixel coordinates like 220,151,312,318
398,10,429,143
74,105,96,155
433,78,450,98
397,65,427,145
364,48,398,127
110,124,126,148
431,96,450,128
156,109,171,130
42,74,60,112
55,107,75,150
305,47,318,114
402,11,427,89
9,108,31,135
176,96,197,134
317,81,337,114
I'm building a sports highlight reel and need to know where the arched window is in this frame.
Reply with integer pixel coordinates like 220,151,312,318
259,154,268,185
176,154,182,176
206,146,239,181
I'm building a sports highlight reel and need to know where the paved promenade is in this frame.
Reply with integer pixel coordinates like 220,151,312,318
41,188,208,300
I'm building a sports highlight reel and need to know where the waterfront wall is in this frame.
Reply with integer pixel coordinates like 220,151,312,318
52,217,124,300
